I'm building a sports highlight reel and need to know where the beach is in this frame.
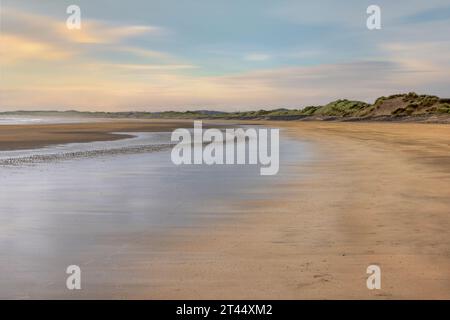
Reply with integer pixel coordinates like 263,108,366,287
1,120,449,299
143,121,450,299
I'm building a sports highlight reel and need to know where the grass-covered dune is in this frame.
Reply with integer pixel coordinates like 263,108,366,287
2,92,450,122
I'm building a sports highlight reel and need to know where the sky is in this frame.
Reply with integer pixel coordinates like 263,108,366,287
1,0,450,111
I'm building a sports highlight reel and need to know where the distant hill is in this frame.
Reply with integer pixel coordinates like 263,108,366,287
1,92,449,122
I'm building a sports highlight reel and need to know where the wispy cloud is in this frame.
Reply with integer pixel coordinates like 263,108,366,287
244,53,271,61
0,5,169,67
1,1,449,111
100,63,197,71
3,47,448,111
0,34,72,64
2,6,165,45
401,5,450,24
270,0,450,27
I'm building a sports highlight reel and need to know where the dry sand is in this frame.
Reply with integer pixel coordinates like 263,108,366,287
1,120,449,299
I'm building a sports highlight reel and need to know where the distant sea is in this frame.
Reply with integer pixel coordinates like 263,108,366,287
0,115,98,125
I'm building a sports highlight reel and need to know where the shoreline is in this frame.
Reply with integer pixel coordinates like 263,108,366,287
1,120,449,299
1,118,449,152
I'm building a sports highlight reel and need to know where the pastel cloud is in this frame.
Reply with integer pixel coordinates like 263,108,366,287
2,7,164,44
58,22,165,44
244,54,271,61
0,6,169,66
1,1,449,111
2,43,448,111
0,34,72,64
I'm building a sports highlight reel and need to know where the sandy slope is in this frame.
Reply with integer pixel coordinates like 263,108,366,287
143,121,450,299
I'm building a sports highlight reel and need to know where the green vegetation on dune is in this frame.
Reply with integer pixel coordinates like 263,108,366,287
299,106,319,116
437,103,450,114
311,99,370,117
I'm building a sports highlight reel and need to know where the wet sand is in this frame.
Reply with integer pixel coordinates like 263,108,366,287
144,121,450,299
1,120,450,299
0,120,197,151
0,120,305,299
